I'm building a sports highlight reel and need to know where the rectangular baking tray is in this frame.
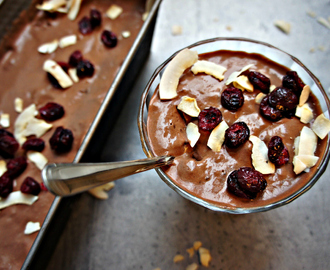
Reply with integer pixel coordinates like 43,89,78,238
0,0,161,269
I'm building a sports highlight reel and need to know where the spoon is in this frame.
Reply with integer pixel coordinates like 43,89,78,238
42,156,174,197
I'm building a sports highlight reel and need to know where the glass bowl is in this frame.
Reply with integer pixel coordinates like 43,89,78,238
138,37,330,214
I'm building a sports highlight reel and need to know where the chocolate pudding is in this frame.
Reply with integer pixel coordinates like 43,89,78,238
0,0,146,268
147,50,328,210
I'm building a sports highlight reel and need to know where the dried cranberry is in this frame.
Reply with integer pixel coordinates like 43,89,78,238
90,9,102,28
221,87,244,111
101,30,118,48
268,87,298,112
69,50,83,67
0,134,19,158
237,167,267,194
198,107,222,131
227,170,252,199
248,71,271,93
78,16,93,35
259,94,283,122
22,138,45,152
0,129,14,138
268,136,289,166
20,177,41,195
0,172,13,198
49,126,74,153
224,121,250,148
76,60,95,78
282,71,305,93
39,102,65,121
6,156,28,179
47,62,70,89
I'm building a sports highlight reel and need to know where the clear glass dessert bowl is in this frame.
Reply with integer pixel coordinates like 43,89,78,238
138,37,330,214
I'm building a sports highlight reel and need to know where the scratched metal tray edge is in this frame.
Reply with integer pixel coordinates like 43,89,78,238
8,0,162,269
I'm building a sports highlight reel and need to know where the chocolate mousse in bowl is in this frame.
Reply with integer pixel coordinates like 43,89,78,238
138,38,330,213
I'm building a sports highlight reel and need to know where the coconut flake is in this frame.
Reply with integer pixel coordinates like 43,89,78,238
24,118,52,138
122,31,131,38
0,113,10,128
68,68,79,83
255,93,266,104
59,35,77,48
43,59,73,88
88,182,115,200
36,0,66,12
24,221,41,235
233,75,254,92
312,113,330,139
207,121,228,152
173,254,185,263
225,64,254,85
317,17,330,29
186,262,199,270
249,135,275,174
0,160,7,177
68,0,82,20
186,122,200,148
191,60,227,81
159,48,198,100
14,97,23,113
106,4,123,20
27,151,48,170
198,247,212,267
274,20,291,34
38,39,59,54
172,25,183,36
0,191,38,210
177,96,200,117
299,85,310,106
295,103,313,124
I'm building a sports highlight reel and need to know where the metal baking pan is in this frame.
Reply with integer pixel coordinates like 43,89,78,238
0,0,161,269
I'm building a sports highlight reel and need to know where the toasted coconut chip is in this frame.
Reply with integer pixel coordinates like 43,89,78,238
68,0,82,20
159,48,198,100
225,64,254,85
36,0,66,12
249,135,275,174
193,241,202,250
233,75,254,92
43,59,73,88
106,4,123,20
297,126,317,156
295,103,313,124
172,25,183,36
0,191,38,210
14,104,52,144
59,35,77,48
173,254,185,263
186,263,199,270
274,20,291,34
293,136,300,156
186,122,200,148
293,155,307,174
312,113,330,139
299,85,310,106
270,85,276,92
198,247,212,267
177,96,200,117
191,60,227,81
14,97,23,113
255,93,266,104
317,17,330,29
0,160,7,177
207,121,228,152
38,39,59,54
0,113,10,128
24,221,41,235
88,182,115,200
68,68,79,83
186,247,195,258
27,151,48,170
122,31,131,38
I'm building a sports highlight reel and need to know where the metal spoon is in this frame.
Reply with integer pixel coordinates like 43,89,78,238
42,156,174,197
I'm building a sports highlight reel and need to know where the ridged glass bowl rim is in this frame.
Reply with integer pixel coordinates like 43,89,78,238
138,37,330,214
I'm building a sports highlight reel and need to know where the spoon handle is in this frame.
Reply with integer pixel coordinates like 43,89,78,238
42,156,174,197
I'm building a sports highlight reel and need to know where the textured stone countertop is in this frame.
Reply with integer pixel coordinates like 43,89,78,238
46,0,330,269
